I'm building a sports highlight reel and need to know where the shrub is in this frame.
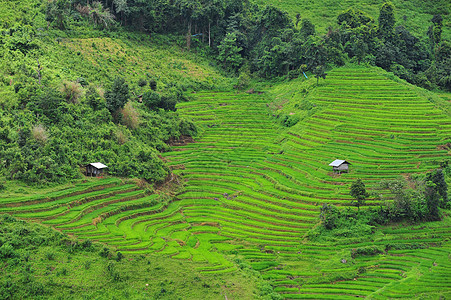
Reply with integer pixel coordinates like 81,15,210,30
138,78,147,87
77,77,89,87
106,262,121,281
0,243,16,259
178,118,197,137
148,78,157,91
121,102,140,129
236,69,251,89
385,243,427,251
142,90,161,110
45,251,55,261
99,247,110,258
31,124,49,145
116,251,123,261
85,85,105,110
28,282,46,297
320,203,340,229
281,114,299,127
351,246,384,258
105,77,129,115
81,239,92,250
57,267,68,276
84,261,91,270
60,81,83,104
115,129,129,145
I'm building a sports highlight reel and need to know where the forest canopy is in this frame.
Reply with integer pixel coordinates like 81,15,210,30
43,0,451,90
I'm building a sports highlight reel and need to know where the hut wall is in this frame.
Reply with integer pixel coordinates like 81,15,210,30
336,164,349,171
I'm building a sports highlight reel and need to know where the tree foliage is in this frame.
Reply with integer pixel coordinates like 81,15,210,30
350,179,370,211
217,32,243,73
39,0,451,90
378,2,395,40
105,77,129,115
425,169,449,208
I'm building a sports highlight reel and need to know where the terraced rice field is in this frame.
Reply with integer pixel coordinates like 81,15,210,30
1,67,450,298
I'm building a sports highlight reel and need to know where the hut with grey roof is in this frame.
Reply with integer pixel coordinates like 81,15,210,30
86,162,108,177
329,159,351,174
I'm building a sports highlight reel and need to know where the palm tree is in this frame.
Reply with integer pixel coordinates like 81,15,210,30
89,1,115,28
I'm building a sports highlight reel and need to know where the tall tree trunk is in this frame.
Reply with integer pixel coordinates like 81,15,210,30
208,22,211,47
186,21,192,50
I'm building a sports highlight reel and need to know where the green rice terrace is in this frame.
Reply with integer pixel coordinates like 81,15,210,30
2,67,451,299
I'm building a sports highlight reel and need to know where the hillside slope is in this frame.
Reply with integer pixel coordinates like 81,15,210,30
0,0,232,185
270,66,450,196
257,0,451,39
0,214,258,299
2,66,450,298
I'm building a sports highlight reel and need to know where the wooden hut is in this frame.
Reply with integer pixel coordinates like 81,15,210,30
329,159,351,174
86,162,108,177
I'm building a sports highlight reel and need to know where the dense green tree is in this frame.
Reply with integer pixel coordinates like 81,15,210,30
74,1,116,28
105,77,129,115
113,0,129,24
300,19,315,39
142,90,161,110
352,37,368,64
350,179,370,211
175,0,201,50
312,65,327,85
375,41,397,69
46,0,70,30
28,88,65,124
425,181,440,220
159,92,178,111
217,32,243,73
262,38,287,77
426,169,448,208
323,28,347,66
294,13,301,28
85,86,105,110
319,203,340,229
89,1,116,28
304,37,327,71
429,14,443,47
203,0,225,47
394,26,430,72
259,5,292,34
337,8,373,29
378,2,395,40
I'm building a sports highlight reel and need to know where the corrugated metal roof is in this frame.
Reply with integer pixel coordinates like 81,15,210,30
89,162,108,169
329,159,350,167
